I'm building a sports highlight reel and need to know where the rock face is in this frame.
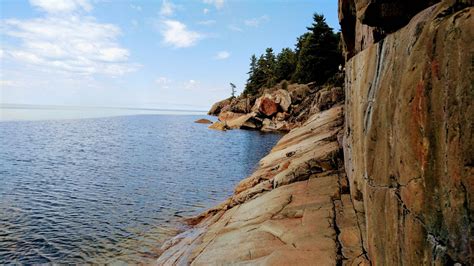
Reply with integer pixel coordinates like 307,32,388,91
194,119,213,124
157,106,370,265
157,1,472,265
208,98,231,116
338,0,441,59
343,2,473,264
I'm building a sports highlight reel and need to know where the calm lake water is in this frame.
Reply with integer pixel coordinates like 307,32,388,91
0,114,281,264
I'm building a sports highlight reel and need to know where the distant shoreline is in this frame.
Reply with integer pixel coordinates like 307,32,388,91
0,103,207,113
0,104,208,122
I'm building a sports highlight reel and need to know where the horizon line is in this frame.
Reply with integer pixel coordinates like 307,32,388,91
0,103,208,113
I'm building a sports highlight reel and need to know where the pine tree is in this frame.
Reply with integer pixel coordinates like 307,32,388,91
263,48,276,88
253,55,268,90
293,14,342,84
275,48,296,83
230,83,236,98
244,55,258,95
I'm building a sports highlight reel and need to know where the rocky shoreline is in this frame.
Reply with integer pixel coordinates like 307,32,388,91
206,76,344,133
158,105,368,265
156,1,472,265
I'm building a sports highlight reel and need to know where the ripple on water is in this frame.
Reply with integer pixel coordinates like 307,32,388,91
0,115,281,263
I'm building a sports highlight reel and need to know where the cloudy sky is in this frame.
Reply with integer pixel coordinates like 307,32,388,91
1,0,338,111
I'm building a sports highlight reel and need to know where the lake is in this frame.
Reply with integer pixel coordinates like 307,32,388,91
0,113,281,263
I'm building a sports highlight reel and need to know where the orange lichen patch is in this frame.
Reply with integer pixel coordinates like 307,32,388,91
281,161,291,171
431,59,440,80
410,79,429,171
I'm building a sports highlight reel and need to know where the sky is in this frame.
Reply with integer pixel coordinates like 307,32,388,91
0,0,339,111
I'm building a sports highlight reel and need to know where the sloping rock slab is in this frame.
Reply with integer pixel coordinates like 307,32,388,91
157,105,366,265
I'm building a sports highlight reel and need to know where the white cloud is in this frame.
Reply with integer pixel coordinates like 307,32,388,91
228,24,243,32
2,15,138,75
197,20,216,26
160,0,175,17
130,4,142,11
155,76,171,89
160,20,202,48
184,79,199,89
203,0,224,9
29,0,92,14
0,80,18,87
203,8,210,14
131,19,138,27
214,51,230,60
244,15,269,27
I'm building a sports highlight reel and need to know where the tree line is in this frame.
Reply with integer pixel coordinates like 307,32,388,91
243,14,342,96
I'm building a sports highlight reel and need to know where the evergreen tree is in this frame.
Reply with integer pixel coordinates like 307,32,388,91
230,83,236,98
275,48,296,83
263,48,276,88
253,55,268,90
243,13,342,96
293,14,342,84
243,55,258,95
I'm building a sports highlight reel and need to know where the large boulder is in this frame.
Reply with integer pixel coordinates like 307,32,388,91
218,111,245,123
208,98,231,115
208,121,226,131
225,113,258,129
314,86,344,112
261,118,291,132
287,84,311,104
273,89,292,112
230,97,252,113
252,90,292,117
195,118,213,124
251,95,279,117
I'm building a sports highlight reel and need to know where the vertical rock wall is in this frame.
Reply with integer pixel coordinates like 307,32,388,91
342,1,473,264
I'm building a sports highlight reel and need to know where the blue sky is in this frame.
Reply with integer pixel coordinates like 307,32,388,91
0,0,339,111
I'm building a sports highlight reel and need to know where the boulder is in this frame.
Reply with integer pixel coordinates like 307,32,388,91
275,112,289,121
273,89,292,112
218,111,245,123
287,84,311,104
208,98,231,115
275,121,291,131
261,118,290,132
259,98,278,116
241,118,260,129
226,113,258,129
194,118,213,124
230,97,252,113
314,86,344,112
208,121,226,131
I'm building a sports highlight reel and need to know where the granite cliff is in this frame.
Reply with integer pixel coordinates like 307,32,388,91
341,0,473,264
157,1,472,264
